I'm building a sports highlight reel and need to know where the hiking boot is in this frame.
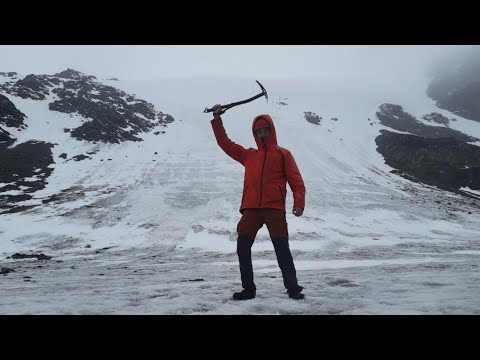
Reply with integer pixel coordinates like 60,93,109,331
288,286,304,300
288,291,305,300
232,288,256,300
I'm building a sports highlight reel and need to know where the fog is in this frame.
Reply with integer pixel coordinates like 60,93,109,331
0,45,475,84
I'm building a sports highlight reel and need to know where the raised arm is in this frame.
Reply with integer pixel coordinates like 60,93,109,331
210,104,247,165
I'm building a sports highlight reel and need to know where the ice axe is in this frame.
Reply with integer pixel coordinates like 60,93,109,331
203,80,268,114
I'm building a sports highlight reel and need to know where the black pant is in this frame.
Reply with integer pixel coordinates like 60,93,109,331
237,234,301,292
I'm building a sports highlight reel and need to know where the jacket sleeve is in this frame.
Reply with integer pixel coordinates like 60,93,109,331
211,118,246,165
284,150,306,209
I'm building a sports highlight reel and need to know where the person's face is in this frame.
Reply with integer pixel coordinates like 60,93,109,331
255,127,270,139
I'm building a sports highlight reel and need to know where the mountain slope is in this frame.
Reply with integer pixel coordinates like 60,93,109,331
0,69,174,214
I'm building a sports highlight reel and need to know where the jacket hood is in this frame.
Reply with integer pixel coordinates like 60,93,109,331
252,114,277,148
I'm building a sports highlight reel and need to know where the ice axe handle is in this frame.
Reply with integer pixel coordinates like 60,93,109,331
203,106,225,114
203,80,268,113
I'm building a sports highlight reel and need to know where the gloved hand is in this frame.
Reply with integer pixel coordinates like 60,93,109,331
212,104,224,118
293,207,303,217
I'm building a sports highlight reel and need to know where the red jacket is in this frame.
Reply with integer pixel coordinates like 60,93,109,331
211,114,306,213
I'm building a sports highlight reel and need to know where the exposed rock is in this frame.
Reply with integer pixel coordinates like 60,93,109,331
304,111,321,125
376,103,477,142
375,103,480,195
71,154,90,161
376,129,480,192
0,72,18,78
1,267,15,274
42,186,86,204
0,126,14,144
0,69,175,144
0,93,27,129
422,112,450,127
49,79,173,143
54,68,96,81
0,140,54,184
429,82,480,122
427,48,480,122
0,140,54,213
11,253,52,260
0,74,55,100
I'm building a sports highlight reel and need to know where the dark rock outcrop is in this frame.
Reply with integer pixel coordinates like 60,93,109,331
304,111,321,125
0,140,54,213
0,93,27,129
427,48,480,122
0,126,13,145
428,82,480,122
0,267,15,274
11,253,52,260
421,112,450,127
0,141,54,184
54,68,96,81
376,130,480,191
0,74,57,100
0,72,18,78
71,154,90,161
376,104,477,142
0,68,174,144
375,103,480,194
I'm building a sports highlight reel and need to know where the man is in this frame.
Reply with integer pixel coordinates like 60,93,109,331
210,104,306,300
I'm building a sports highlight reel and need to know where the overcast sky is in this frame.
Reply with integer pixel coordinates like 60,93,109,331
0,45,475,81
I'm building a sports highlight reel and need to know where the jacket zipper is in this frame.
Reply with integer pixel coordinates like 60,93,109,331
258,139,267,207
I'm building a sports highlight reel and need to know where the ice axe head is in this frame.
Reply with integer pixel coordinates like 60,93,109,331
256,80,268,103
